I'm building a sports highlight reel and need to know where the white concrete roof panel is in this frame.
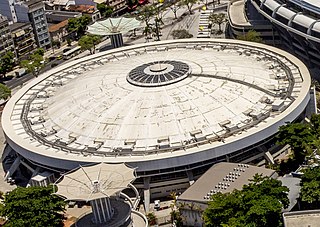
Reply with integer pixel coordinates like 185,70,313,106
264,0,281,11
276,6,296,20
293,14,316,28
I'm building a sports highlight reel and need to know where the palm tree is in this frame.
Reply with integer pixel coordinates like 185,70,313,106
209,13,227,32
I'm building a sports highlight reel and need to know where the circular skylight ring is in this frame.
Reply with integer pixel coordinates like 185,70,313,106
127,60,190,87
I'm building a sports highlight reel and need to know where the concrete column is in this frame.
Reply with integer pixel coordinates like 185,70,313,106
91,197,114,224
143,177,150,213
186,170,194,185
109,33,124,49
4,156,21,181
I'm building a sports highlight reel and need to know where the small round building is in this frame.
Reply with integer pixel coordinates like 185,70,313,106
2,39,311,208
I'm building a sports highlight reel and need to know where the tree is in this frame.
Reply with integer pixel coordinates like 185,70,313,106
67,15,92,39
181,0,197,15
169,1,180,19
78,35,102,54
237,30,263,43
146,212,157,225
34,48,45,56
0,186,66,227
52,40,61,49
0,83,11,100
300,166,320,209
277,123,314,160
97,3,113,18
203,174,289,227
209,13,227,32
20,52,44,76
136,5,156,40
171,29,193,39
0,52,15,78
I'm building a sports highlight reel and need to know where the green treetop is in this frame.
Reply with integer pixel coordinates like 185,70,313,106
0,83,11,100
237,30,263,43
0,186,66,227
78,35,102,54
300,166,320,209
181,0,197,14
0,51,15,77
209,13,227,32
97,3,113,18
203,174,289,227
20,50,44,76
67,15,92,38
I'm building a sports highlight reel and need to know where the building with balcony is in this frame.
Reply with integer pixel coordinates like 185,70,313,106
0,0,51,50
0,14,15,59
9,22,37,59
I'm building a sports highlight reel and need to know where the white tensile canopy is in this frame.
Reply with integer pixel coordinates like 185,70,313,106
54,163,136,201
87,17,141,35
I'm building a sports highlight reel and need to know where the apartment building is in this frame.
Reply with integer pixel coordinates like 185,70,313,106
0,0,51,49
0,14,15,59
9,22,37,59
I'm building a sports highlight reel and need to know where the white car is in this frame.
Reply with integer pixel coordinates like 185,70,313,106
154,200,160,210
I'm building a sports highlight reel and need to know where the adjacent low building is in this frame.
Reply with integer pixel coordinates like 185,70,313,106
66,4,101,22
177,162,276,226
283,210,320,227
45,10,81,23
48,20,69,44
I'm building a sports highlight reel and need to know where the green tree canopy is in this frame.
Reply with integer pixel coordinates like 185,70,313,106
78,35,102,54
203,174,289,227
97,3,113,18
237,30,263,43
20,52,44,76
181,0,197,14
0,83,11,100
300,166,320,208
277,114,320,161
0,51,15,77
136,5,157,39
34,48,45,56
67,15,92,38
274,115,320,174
0,186,66,227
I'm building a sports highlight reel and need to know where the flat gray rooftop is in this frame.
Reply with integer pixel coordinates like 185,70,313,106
283,210,320,227
178,162,275,203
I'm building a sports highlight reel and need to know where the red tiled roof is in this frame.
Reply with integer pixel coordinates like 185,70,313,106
49,20,68,33
67,5,95,14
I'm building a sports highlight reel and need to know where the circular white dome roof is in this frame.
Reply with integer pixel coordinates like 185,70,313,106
2,39,311,167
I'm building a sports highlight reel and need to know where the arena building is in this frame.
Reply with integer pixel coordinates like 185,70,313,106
228,0,320,70
2,39,311,210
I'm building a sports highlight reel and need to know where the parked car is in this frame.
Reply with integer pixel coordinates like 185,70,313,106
154,200,160,210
